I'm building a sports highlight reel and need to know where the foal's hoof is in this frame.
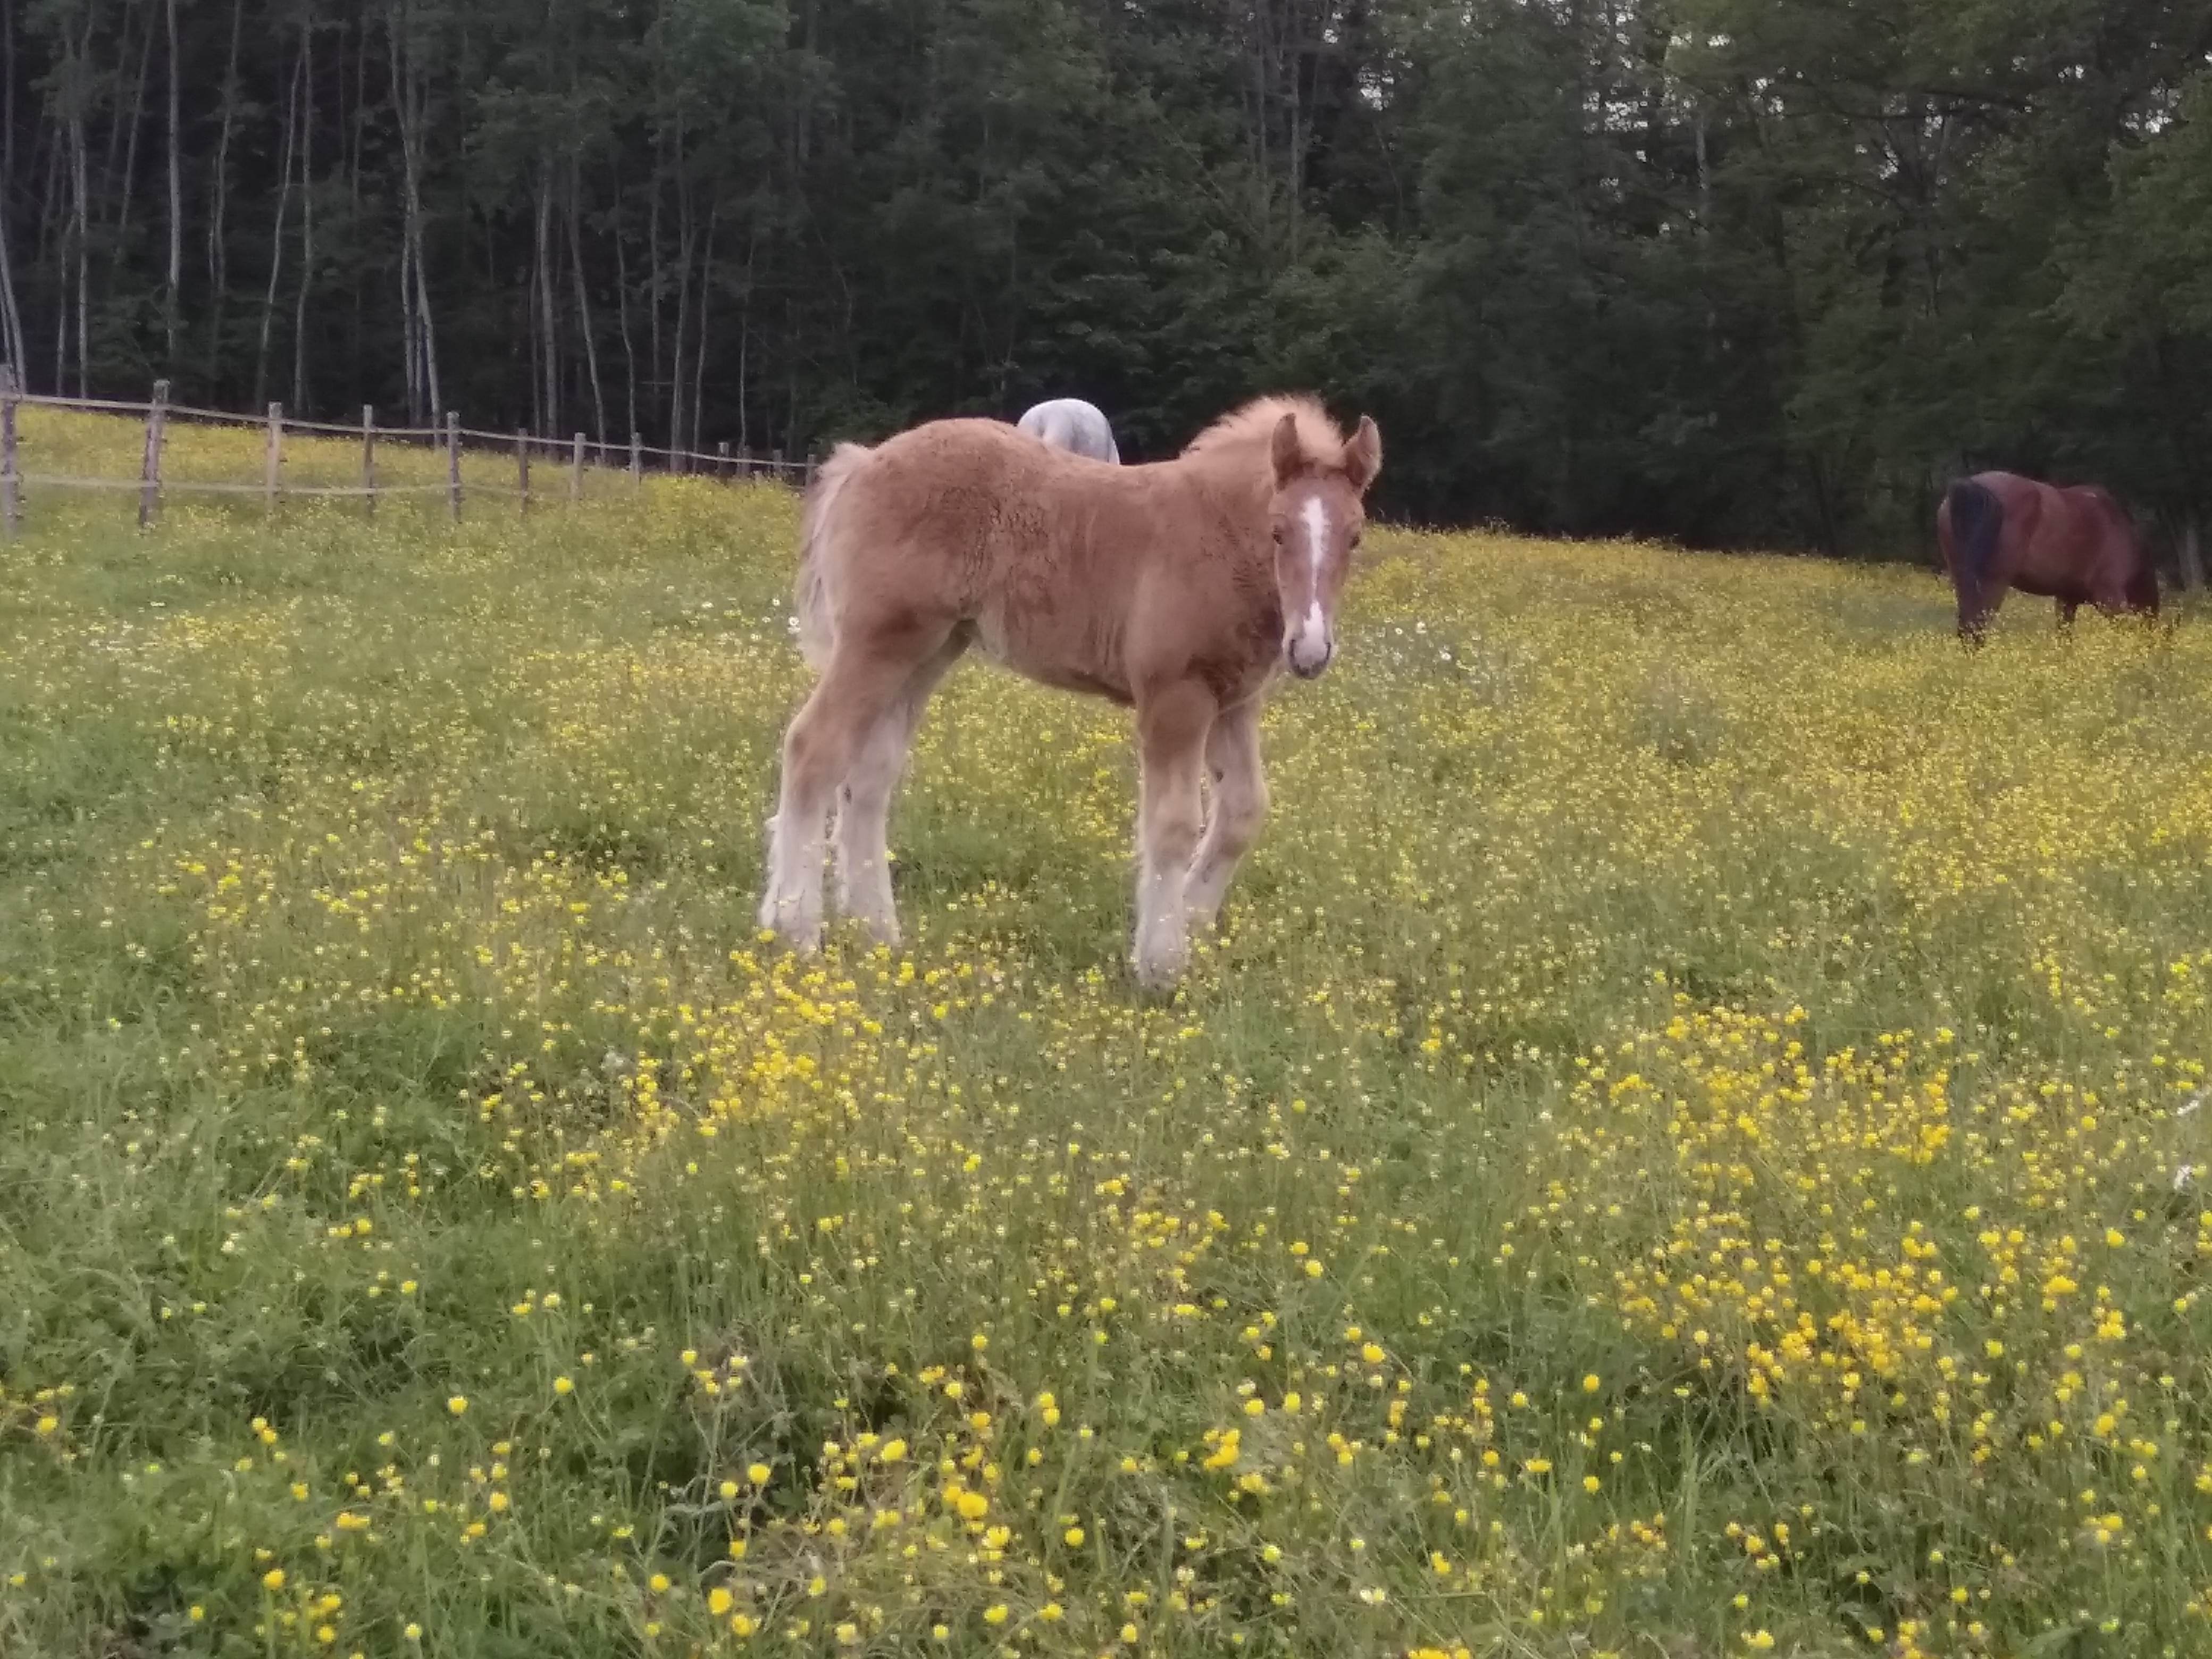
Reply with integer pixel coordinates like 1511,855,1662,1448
1130,943,1188,994
756,898,824,956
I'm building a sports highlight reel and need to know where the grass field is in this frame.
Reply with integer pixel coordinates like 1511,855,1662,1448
6,408,2212,1659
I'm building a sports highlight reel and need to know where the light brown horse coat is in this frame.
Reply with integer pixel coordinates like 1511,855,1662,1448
758,396,1381,985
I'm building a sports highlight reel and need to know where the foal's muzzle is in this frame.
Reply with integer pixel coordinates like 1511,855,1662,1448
1285,633,1334,678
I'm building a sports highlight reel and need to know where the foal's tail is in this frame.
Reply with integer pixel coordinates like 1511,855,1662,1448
792,442,873,672
1943,476,2003,590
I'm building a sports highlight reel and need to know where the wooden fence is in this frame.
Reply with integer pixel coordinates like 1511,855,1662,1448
0,364,810,540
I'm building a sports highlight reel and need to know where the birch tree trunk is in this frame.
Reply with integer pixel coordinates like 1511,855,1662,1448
388,2,440,421
254,38,303,409
0,204,25,376
206,0,245,366
689,206,715,462
70,10,93,397
666,123,691,456
646,151,663,441
113,11,155,273
535,165,558,435
614,197,638,444
568,160,606,443
292,15,315,411
100,5,147,217
1,0,14,210
164,0,182,365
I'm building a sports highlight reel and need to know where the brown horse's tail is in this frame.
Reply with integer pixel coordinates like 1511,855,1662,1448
1944,476,2003,640
792,442,873,672
1945,477,2002,585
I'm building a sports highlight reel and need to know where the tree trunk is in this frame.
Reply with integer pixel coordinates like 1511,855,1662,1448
349,15,369,389
614,196,638,444
0,0,24,374
206,0,245,374
646,152,663,442
735,222,755,452
568,159,606,444
164,0,182,367
70,10,92,397
0,203,25,377
388,3,440,422
666,124,692,457
2179,515,2206,595
100,5,147,220
535,164,558,435
112,11,155,278
690,206,716,462
2,0,14,211
255,39,304,410
292,14,316,413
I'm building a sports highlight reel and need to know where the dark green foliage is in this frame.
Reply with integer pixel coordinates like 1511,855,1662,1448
3,0,2209,554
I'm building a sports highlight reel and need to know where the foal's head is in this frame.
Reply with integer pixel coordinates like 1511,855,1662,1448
1269,411,1382,678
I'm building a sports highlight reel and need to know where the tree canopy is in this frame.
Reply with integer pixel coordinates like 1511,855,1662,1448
3,0,2209,553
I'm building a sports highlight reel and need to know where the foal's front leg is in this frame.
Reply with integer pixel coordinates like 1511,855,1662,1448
1131,683,1214,990
1185,699,1268,932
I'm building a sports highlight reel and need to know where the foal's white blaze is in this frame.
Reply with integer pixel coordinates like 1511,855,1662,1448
1286,496,1335,676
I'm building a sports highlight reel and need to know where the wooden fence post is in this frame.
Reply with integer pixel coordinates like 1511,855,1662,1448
138,379,171,529
264,402,283,515
446,412,461,523
516,429,531,515
1,363,19,541
805,451,817,488
571,433,585,504
629,430,642,487
717,440,730,480
362,406,377,517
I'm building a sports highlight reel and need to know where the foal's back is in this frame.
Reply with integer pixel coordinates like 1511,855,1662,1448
814,418,1252,702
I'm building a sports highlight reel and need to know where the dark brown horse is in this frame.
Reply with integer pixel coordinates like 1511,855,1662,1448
1936,471,2157,643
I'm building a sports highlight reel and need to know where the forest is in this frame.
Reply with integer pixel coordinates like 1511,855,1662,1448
3,0,2209,555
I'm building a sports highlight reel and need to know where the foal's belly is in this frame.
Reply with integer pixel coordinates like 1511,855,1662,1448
970,613,1135,706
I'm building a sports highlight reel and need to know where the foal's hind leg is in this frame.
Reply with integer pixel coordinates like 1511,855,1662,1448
759,638,931,952
833,632,966,944
1130,680,1216,990
1185,699,1268,933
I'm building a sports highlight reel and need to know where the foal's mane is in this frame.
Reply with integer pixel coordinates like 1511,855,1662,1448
1180,395,1347,470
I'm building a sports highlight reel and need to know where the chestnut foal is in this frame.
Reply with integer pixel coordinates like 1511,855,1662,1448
758,395,1381,987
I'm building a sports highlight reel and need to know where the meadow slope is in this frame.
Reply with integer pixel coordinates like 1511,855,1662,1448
5,410,2212,1659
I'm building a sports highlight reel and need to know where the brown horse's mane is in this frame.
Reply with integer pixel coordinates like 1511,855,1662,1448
1180,394,1347,468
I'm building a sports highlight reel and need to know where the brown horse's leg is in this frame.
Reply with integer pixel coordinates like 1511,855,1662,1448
1185,698,1268,933
2057,599,2079,632
832,630,967,944
2093,567,2160,627
1130,680,1216,989
760,634,936,952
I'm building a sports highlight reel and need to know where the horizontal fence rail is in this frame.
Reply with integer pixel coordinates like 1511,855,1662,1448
0,365,810,540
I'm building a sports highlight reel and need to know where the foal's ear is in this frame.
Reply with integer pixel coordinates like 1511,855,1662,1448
1342,416,1382,494
1270,412,1305,488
